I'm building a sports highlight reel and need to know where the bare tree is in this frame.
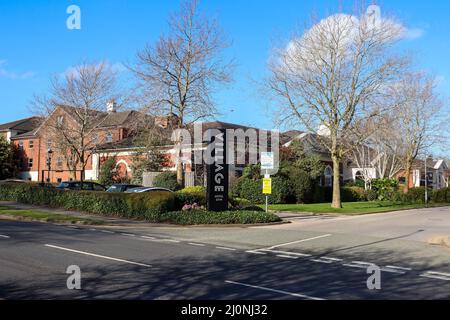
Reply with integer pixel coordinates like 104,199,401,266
391,72,443,192
131,0,233,186
268,5,407,208
32,62,120,182
350,114,404,189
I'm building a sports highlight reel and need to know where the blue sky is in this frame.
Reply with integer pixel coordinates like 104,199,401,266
1,0,449,132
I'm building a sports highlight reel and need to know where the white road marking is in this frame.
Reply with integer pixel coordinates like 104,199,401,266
188,243,205,247
216,246,237,251
44,244,152,268
322,257,343,262
152,239,180,243
225,280,325,300
141,236,156,240
311,259,334,264
277,255,299,259
342,263,372,269
89,229,97,231
351,261,374,266
0,234,10,239
385,265,412,271
246,250,267,255
263,234,332,250
120,233,136,237
419,274,450,281
380,268,406,275
100,230,114,234
260,249,311,257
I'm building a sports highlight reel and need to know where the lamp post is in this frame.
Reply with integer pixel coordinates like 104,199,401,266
46,149,53,183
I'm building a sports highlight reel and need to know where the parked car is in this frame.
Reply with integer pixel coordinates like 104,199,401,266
56,181,107,191
0,179,28,184
106,184,142,193
125,187,174,194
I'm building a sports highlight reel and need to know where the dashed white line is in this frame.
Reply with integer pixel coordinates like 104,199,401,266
188,242,206,247
311,259,334,264
141,236,156,240
120,233,136,237
216,246,237,251
225,280,325,300
152,239,180,243
100,230,114,234
380,268,406,275
277,254,299,259
246,250,267,255
44,244,152,268
0,234,10,239
260,249,311,257
385,265,412,271
419,271,450,281
263,234,332,250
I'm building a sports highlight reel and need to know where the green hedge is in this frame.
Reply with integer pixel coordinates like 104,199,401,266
232,176,293,204
174,191,207,206
432,187,450,203
156,210,281,225
0,183,177,220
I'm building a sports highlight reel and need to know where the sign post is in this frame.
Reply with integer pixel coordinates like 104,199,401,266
206,129,229,212
261,152,274,213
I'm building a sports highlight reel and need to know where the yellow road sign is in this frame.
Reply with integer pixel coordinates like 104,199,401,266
263,178,272,195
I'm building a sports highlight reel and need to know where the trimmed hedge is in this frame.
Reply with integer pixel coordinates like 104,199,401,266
232,176,293,205
432,187,450,203
174,191,207,206
0,183,177,220
153,172,181,191
156,210,281,225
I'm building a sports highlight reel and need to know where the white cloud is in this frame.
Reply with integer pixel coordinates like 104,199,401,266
0,60,35,80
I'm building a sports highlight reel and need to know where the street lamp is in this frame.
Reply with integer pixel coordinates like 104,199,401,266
46,148,53,183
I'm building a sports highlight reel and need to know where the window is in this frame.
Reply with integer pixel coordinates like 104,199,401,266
57,178,62,183
28,158,33,168
56,157,63,168
106,132,113,142
92,134,99,145
46,139,52,149
29,140,34,149
324,166,332,187
57,116,65,127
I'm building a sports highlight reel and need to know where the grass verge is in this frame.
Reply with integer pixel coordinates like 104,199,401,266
0,206,104,225
263,201,447,215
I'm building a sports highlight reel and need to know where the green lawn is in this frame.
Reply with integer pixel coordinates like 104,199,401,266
0,206,104,225
263,202,436,215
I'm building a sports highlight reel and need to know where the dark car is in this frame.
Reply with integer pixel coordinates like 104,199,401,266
125,187,174,194
106,184,142,193
56,181,107,191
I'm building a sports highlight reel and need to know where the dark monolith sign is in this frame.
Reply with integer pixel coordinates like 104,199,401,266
206,129,229,212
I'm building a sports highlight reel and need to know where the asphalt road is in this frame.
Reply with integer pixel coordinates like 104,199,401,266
0,206,449,300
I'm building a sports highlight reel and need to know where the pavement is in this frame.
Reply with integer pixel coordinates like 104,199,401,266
0,205,449,300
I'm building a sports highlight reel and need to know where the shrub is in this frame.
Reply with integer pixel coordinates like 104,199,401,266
405,187,430,204
179,186,206,193
98,157,118,186
341,186,366,202
0,183,177,220
241,205,265,212
432,187,450,203
234,176,293,205
372,178,399,201
364,189,378,202
158,210,281,225
174,191,207,206
153,172,181,191
288,168,313,203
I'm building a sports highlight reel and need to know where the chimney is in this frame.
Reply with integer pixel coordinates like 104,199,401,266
107,100,117,113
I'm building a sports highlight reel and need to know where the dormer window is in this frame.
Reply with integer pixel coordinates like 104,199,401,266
29,140,34,149
106,132,113,142
57,116,65,127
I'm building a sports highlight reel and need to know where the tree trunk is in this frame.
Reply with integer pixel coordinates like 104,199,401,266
331,155,342,209
404,160,412,193
176,144,184,187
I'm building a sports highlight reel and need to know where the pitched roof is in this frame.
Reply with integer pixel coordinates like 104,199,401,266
0,117,42,132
